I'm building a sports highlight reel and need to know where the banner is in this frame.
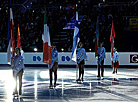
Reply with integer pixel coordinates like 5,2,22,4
129,18,138,31
1,52,138,65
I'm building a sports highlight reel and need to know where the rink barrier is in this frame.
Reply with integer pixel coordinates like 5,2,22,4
0,52,138,65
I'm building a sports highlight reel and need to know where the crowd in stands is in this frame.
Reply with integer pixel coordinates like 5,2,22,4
0,0,138,52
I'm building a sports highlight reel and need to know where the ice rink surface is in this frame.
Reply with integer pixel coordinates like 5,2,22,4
0,66,138,102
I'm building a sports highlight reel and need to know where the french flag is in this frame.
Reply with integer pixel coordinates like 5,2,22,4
7,0,15,65
71,11,80,62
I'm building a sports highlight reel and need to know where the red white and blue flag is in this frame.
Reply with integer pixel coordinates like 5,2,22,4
7,0,15,65
71,11,80,62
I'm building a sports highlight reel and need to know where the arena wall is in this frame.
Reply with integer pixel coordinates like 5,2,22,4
0,52,138,65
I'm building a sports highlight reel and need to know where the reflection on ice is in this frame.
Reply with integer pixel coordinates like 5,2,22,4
0,67,138,102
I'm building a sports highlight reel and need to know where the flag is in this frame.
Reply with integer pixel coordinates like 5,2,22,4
7,0,15,65
63,14,86,29
71,11,80,62
110,20,115,67
17,24,21,48
21,0,33,13
110,20,115,58
42,6,52,65
95,17,99,59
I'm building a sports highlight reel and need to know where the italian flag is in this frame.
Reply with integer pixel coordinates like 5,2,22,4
42,6,52,65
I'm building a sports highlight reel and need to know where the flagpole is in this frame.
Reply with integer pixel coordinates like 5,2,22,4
96,16,99,78
97,22,99,79
71,4,80,81
76,4,78,80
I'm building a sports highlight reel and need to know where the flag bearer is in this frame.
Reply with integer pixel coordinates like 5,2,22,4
112,47,119,74
76,42,87,82
97,42,106,78
49,45,58,88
